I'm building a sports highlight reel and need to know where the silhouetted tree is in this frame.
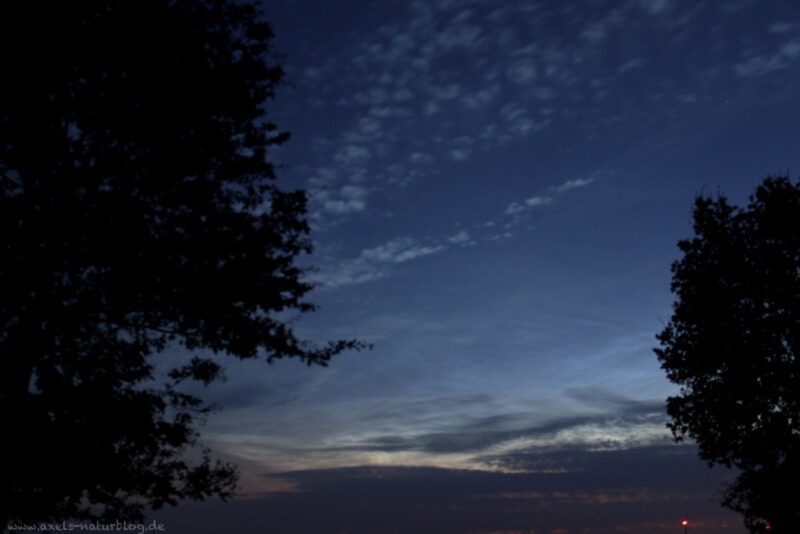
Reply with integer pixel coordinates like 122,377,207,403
0,1,365,528
655,176,800,533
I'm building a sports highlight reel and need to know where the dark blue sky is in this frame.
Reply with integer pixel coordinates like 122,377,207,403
155,1,800,532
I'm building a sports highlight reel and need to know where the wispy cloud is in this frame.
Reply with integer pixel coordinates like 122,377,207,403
343,398,668,459
554,177,596,193
504,196,553,216
734,40,800,77
212,390,671,477
617,57,645,74
311,165,605,288
307,236,445,288
447,230,471,245
364,237,443,264
501,174,600,221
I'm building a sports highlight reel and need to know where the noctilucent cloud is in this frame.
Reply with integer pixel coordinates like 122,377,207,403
155,1,800,532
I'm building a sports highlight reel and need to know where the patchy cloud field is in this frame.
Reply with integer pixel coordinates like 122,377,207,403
153,0,800,532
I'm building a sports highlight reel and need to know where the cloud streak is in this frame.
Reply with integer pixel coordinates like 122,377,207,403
211,387,672,478
327,397,668,460
310,170,603,289
501,175,600,224
307,236,445,288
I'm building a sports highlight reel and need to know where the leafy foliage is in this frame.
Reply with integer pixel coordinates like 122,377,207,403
0,1,365,527
655,176,800,533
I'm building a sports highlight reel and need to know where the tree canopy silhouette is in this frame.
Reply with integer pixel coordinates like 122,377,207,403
0,1,365,528
655,176,800,533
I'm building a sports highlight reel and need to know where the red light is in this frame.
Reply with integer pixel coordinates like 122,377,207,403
766,527,771,531
682,520,689,526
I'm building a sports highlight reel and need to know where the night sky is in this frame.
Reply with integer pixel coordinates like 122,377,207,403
153,1,800,532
